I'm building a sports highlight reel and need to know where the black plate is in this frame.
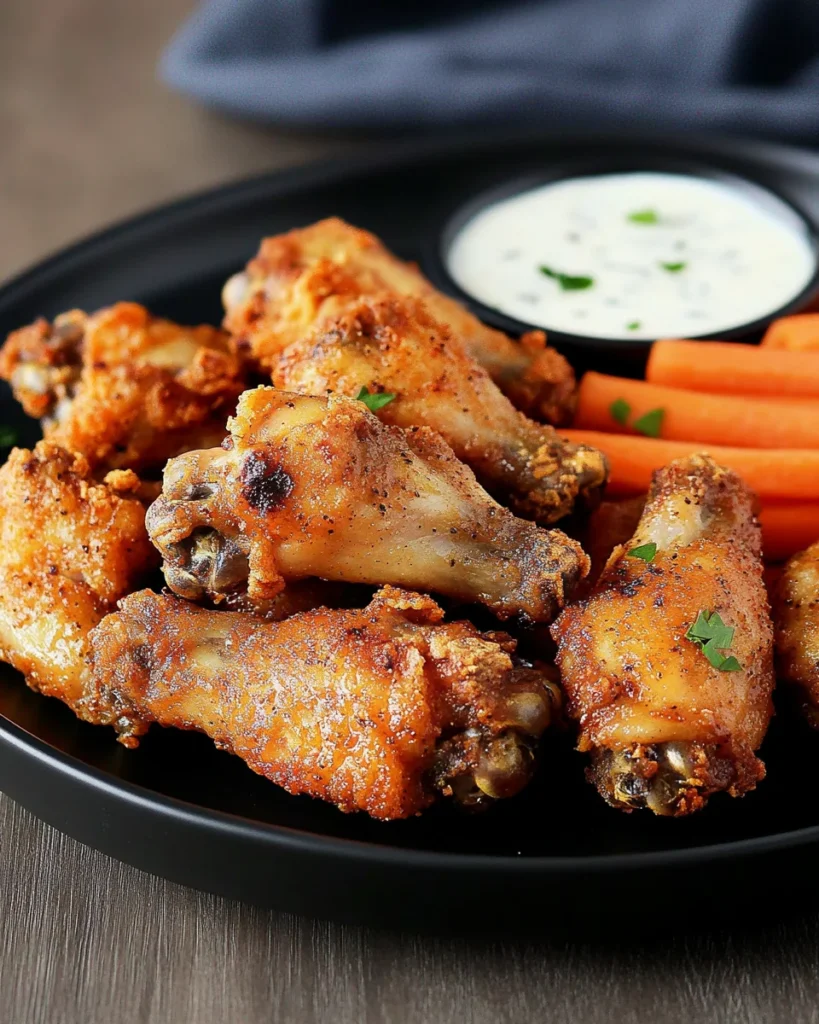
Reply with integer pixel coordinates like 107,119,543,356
2,130,819,931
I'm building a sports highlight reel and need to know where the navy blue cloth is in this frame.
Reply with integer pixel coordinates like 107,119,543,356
161,0,819,140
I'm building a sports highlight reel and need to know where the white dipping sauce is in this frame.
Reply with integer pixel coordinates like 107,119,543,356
446,172,816,340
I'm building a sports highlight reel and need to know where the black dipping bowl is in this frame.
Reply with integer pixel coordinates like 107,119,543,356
3,130,819,932
425,155,819,374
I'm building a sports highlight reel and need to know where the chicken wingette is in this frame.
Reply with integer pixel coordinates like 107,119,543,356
552,455,774,815
221,217,576,424
0,442,157,711
0,302,246,474
146,387,589,623
83,587,561,820
272,295,607,523
773,540,819,728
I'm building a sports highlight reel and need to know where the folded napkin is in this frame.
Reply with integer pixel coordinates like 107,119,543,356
161,0,819,141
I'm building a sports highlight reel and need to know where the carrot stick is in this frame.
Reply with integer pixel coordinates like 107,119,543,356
575,371,819,449
759,503,819,561
761,314,819,352
647,339,819,397
561,429,819,501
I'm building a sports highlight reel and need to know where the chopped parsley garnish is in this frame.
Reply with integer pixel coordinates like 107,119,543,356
538,265,594,291
609,398,631,425
660,261,687,273
627,542,657,563
633,407,665,438
714,654,742,672
626,320,642,331
687,610,734,648
685,610,742,672
356,387,396,413
0,427,17,448
628,209,659,225
610,401,664,436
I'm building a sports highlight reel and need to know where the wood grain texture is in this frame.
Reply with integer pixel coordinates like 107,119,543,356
0,0,365,282
3,0,819,1021
4,793,819,1024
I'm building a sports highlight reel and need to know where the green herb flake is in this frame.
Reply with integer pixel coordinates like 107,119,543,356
627,209,660,225
627,542,657,563
626,320,642,331
633,407,665,438
686,610,715,644
0,427,17,448
660,261,687,273
609,398,631,425
538,265,595,291
685,609,735,649
701,639,728,669
685,610,742,672
356,387,397,413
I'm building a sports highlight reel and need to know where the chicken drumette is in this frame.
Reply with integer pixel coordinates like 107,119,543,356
146,387,589,623
0,302,246,474
0,442,157,711
272,295,607,524
221,217,576,424
84,587,560,819
552,455,774,816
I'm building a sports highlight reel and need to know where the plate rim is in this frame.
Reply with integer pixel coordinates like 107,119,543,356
2,706,816,875
5,125,819,308
2,126,819,878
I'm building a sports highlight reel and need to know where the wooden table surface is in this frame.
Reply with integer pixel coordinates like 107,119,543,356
3,2,819,1021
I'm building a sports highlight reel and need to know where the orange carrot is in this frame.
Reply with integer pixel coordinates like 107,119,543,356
759,503,819,561
647,339,819,397
761,314,819,351
561,429,819,501
575,371,819,449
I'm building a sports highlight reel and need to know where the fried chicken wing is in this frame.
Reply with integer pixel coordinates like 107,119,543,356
272,295,606,523
146,387,589,623
221,217,576,424
0,302,246,473
552,455,774,815
84,587,561,819
773,540,819,728
0,443,158,710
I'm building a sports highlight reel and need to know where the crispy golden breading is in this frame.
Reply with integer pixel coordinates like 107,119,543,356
84,587,560,819
552,455,774,816
0,443,157,710
146,387,589,623
272,295,607,524
0,302,246,473
773,541,819,728
221,217,576,424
